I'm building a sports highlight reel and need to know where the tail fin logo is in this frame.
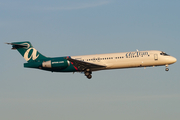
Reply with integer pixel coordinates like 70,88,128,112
22,43,39,61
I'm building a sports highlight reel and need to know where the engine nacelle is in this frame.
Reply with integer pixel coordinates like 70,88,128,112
42,59,70,69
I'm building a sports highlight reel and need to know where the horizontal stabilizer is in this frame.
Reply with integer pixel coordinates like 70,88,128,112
6,42,28,49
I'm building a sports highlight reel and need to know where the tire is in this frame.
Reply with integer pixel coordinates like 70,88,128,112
87,74,92,79
85,71,90,76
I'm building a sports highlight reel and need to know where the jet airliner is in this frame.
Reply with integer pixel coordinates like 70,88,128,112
7,41,177,79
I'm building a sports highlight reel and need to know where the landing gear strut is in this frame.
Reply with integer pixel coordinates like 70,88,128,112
165,65,169,71
84,69,92,79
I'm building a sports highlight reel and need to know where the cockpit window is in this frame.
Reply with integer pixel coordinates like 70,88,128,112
160,52,170,56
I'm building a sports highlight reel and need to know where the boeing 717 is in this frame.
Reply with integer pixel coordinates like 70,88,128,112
7,41,177,79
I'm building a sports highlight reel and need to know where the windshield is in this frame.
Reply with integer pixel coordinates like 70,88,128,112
160,52,170,56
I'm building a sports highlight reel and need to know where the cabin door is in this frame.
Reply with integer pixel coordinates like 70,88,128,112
154,54,158,61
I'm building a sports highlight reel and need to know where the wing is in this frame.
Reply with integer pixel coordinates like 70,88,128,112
66,57,106,71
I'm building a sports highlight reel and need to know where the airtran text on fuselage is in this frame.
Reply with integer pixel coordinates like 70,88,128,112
126,51,149,57
52,61,64,64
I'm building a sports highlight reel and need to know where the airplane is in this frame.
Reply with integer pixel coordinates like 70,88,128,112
6,41,177,79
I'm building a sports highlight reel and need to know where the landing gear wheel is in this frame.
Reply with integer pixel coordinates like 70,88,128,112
165,68,169,71
85,71,90,76
87,74,92,79
84,69,92,79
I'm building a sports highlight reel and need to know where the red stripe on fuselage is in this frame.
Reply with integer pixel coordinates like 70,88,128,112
70,62,78,70
67,56,78,71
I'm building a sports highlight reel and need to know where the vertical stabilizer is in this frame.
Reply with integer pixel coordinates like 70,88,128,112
7,41,47,62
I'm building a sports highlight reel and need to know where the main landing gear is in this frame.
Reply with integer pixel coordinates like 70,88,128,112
84,69,92,79
165,64,169,71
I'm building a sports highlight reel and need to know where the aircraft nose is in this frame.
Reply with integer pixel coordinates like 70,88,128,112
165,56,177,64
172,57,177,63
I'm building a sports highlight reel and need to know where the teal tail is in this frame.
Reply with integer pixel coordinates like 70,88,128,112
7,41,47,62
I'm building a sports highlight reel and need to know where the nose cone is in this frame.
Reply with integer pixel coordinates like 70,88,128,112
167,56,177,64
172,57,177,63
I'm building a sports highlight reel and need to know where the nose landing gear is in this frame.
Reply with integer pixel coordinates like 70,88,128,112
165,68,169,71
165,65,169,71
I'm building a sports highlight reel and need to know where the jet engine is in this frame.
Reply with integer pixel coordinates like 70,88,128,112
42,60,70,69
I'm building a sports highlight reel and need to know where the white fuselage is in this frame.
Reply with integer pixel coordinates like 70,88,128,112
71,50,177,71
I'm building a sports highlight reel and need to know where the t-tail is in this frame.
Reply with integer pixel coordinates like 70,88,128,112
6,41,47,62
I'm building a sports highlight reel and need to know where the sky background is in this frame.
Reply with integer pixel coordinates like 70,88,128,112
0,0,180,120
